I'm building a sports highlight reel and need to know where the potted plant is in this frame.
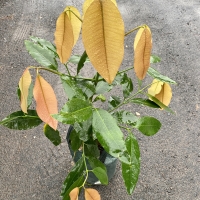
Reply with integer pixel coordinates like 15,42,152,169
0,0,176,199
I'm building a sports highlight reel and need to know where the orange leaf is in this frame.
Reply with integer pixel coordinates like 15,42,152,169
19,67,32,113
85,188,101,200
54,11,74,64
64,6,82,47
155,83,172,107
82,0,124,84
134,25,152,80
33,74,58,130
148,79,164,97
69,187,79,200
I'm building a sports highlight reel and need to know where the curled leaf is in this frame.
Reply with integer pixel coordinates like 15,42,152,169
69,187,79,200
148,79,172,107
134,25,152,80
64,6,82,47
54,11,74,63
82,0,124,84
85,188,101,200
148,79,164,96
155,83,172,107
33,74,58,130
19,68,32,113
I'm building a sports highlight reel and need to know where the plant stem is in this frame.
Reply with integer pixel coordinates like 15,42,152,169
66,9,83,22
81,143,89,187
64,63,72,77
30,66,63,76
124,25,144,36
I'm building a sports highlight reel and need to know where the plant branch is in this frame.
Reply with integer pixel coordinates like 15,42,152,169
64,63,72,77
125,25,144,36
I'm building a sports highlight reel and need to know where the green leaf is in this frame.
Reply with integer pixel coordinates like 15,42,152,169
25,40,58,70
148,67,176,84
113,73,133,98
30,36,57,54
61,75,85,100
92,108,125,158
53,98,92,124
76,80,95,98
69,129,82,151
135,116,161,136
108,96,121,109
17,82,34,108
77,51,89,74
92,167,108,185
132,98,160,108
0,110,42,130
93,94,106,102
112,111,138,126
43,124,61,146
63,175,84,200
148,94,175,113
73,118,92,142
62,175,84,200
121,133,140,194
150,55,161,63
87,156,107,172
85,144,100,158
95,80,113,94
61,157,85,197
68,54,90,65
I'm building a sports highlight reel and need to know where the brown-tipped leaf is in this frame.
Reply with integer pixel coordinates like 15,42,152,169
19,67,32,113
155,83,172,107
33,74,58,130
134,26,152,80
54,11,74,63
69,187,79,200
85,188,101,200
64,6,82,47
82,0,124,84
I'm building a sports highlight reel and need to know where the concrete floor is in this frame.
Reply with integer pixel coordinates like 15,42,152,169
0,0,200,199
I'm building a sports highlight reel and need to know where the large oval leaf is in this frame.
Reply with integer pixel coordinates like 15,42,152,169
54,11,74,63
82,0,125,84
64,6,82,47
121,133,140,194
25,40,58,70
19,68,32,113
83,0,117,15
33,74,58,130
92,108,125,158
135,116,161,136
85,188,100,200
53,98,92,124
134,25,152,80
0,110,42,130
92,167,108,185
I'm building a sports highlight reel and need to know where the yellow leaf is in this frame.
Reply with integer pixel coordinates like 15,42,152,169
82,0,124,84
19,67,32,113
134,25,152,80
148,79,164,97
83,0,117,15
54,11,74,64
64,6,82,47
33,74,58,130
155,83,172,107
69,187,79,200
85,188,101,200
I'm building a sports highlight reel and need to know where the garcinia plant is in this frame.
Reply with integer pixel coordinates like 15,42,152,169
0,0,176,199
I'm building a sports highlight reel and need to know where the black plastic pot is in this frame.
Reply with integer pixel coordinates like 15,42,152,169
66,126,117,185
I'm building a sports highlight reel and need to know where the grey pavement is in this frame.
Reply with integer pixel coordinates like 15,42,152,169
0,0,200,199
